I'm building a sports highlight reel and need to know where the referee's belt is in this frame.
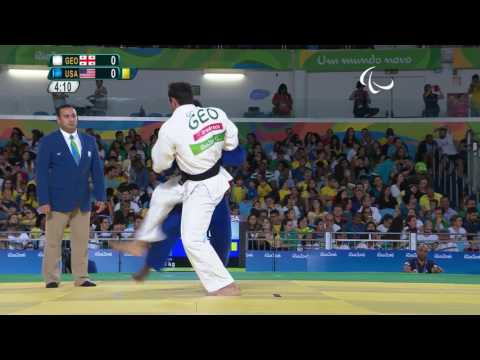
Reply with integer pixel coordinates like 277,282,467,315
179,159,222,185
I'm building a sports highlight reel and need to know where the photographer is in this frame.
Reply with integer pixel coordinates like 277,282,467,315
423,84,444,117
404,244,443,273
349,82,379,118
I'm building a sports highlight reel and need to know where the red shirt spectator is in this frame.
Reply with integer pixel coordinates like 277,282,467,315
272,84,293,116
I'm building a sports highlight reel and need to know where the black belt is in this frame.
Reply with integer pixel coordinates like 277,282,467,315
179,158,222,185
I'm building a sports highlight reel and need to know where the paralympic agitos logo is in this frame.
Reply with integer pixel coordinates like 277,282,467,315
360,66,394,94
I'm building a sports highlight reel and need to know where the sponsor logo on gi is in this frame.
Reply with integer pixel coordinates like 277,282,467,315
264,253,281,258
348,252,366,257
377,252,394,258
292,253,309,259
405,253,417,258
7,252,26,258
434,254,453,259
464,254,480,260
94,251,113,257
319,251,338,257
37,252,44,258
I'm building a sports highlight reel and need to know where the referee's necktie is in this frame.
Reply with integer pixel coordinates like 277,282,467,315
69,135,81,165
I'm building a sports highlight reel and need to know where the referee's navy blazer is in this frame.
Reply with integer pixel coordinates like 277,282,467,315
36,129,106,212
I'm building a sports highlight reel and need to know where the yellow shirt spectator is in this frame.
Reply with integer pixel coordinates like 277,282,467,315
21,194,39,209
419,192,443,211
257,182,272,200
297,180,309,192
320,185,337,199
20,218,37,228
470,79,480,110
231,185,246,204
279,188,291,202
0,190,18,201
30,226,43,240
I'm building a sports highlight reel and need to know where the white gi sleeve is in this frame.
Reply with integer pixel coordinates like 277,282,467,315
152,126,176,174
222,115,239,151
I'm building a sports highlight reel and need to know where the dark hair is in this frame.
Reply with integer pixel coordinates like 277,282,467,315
277,83,288,94
129,183,140,191
389,216,404,233
406,215,417,226
36,213,46,228
193,99,203,107
55,104,76,117
473,74,479,80
381,214,394,223
106,187,115,197
168,82,194,105
467,208,478,215
450,215,461,223
356,81,365,89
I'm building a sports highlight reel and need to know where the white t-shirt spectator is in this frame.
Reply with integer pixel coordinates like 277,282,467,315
377,224,389,233
114,201,141,214
357,206,382,224
282,206,301,220
269,151,291,162
347,148,357,162
326,224,342,233
7,232,30,250
92,231,113,249
390,184,403,202
416,219,424,230
435,133,458,155
448,226,467,243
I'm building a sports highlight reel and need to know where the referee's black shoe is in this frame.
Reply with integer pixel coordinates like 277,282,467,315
46,282,59,288
78,280,97,287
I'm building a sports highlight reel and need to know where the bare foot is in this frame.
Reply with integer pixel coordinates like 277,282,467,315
109,240,148,256
207,283,241,296
132,265,151,282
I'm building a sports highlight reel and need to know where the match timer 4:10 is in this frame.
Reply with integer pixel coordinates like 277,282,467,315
48,81,80,94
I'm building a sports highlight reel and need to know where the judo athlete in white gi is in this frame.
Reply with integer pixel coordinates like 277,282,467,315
120,83,240,296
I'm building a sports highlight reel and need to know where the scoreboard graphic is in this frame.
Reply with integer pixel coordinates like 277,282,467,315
47,54,137,94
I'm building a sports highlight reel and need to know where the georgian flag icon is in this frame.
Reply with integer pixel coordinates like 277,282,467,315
79,55,96,66
360,66,394,94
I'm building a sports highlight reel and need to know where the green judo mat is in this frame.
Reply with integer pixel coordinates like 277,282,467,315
1,270,480,285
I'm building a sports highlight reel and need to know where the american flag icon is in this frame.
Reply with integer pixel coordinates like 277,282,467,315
80,68,96,79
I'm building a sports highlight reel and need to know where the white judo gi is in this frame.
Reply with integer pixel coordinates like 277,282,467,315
136,104,238,292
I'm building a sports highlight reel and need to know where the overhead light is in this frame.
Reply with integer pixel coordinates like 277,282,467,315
203,73,245,81
8,69,49,78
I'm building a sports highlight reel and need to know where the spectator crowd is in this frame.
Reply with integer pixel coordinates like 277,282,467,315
0,122,479,254
232,126,480,252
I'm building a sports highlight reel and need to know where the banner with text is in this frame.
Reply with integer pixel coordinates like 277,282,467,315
297,48,442,72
